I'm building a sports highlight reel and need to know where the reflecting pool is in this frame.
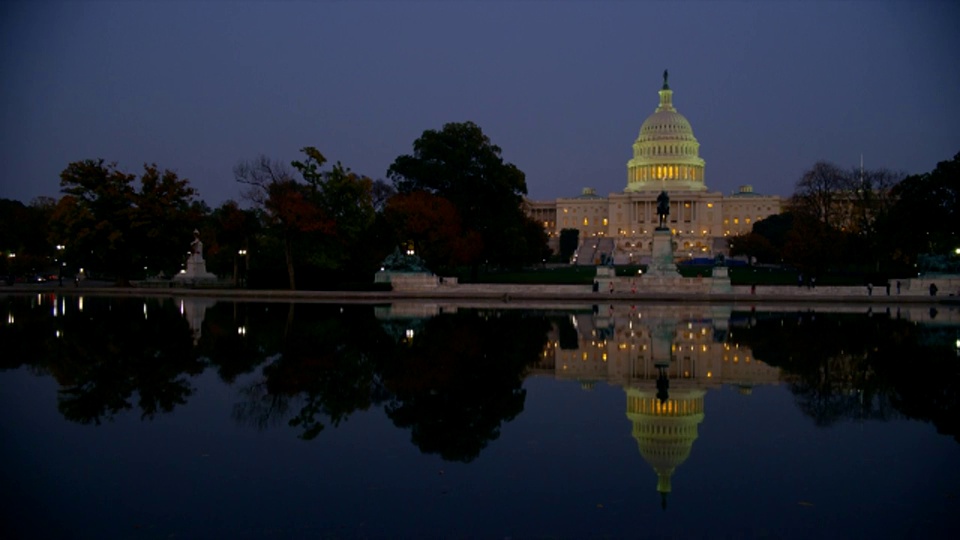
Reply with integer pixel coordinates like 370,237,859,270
2,294,959,538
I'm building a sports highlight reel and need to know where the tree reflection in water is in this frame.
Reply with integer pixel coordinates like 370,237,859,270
219,303,551,458
379,310,551,462
0,294,201,424
732,308,960,442
2,296,957,461
216,303,392,440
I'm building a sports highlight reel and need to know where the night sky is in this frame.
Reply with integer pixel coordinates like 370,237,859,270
2,1,958,207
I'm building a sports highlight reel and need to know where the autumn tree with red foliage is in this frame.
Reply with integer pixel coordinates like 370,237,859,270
235,147,376,289
384,191,481,272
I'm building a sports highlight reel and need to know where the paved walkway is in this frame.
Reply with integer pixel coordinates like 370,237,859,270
3,280,958,307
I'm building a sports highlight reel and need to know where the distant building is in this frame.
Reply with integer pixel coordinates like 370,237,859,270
526,73,783,264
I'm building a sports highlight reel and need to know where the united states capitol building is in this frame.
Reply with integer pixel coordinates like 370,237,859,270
526,72,783,264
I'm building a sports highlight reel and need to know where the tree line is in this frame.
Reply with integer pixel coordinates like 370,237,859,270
729,152,959,278
0,121,548,289
1,127,956,287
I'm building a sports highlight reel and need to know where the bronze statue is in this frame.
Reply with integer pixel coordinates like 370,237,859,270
656,190,670,229
663,69,669,89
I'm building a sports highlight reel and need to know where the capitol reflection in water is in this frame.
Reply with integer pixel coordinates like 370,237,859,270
523,304,780,507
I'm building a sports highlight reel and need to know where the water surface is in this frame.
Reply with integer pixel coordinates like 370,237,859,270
2,295,958,538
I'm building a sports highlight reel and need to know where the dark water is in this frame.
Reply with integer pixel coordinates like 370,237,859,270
1,294,958,539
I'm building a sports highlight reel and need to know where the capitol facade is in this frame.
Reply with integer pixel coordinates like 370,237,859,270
526,72,783,264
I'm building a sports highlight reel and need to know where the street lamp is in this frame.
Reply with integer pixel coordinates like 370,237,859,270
236,249,249,287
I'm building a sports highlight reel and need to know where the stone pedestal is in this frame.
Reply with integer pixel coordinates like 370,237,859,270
646,229,681,278
595,265,616,293
377,271,438,291
173,252,217,285
710,266,732,293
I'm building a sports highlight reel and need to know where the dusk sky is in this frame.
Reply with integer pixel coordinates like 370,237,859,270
2,1,958,207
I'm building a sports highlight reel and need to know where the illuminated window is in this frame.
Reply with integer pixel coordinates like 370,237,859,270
745,218,751,224
583,218,589,226
707,203,714,208
602,218,608,226
733,218,739,224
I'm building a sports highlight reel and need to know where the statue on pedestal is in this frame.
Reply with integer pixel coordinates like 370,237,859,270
173,229,217,285
656,190,670,230
189,229,204,264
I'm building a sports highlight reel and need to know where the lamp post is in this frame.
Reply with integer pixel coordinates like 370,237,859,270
237,249,248,287
55,245,66,286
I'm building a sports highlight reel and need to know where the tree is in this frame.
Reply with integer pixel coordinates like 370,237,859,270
292,149,376,274
880,152,959,266
0,197,55,278
728,232,776,264
751,212,794,254
787,160,906,273
559,228,580,262
207,200,261,285
370,178,396,213
387,121,546,271
131,164,207,276
383,191,481,272
237,148,378,289
235,154,328,289
52,160,200,284
789,161,848,227
781,214,843,276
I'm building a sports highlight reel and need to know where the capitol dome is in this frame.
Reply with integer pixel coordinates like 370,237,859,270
625,71,706,192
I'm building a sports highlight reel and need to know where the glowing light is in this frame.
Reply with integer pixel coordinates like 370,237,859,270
405,329,414,339
238,326,247,336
